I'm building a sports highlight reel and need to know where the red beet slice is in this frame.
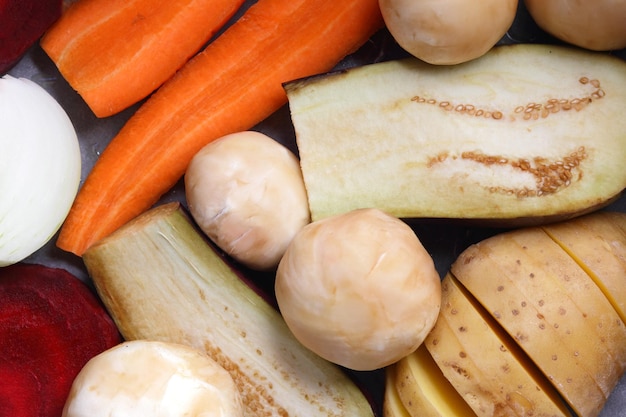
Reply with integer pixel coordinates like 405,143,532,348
0,263,121,417
0,0,62,73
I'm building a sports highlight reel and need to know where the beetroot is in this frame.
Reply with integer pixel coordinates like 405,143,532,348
0,263,121,417
0,0,62,73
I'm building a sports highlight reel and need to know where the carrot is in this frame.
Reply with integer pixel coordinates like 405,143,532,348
40,0,246,117
56,0,384,256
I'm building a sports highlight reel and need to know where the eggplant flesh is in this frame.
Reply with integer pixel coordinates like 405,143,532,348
286,44,626,225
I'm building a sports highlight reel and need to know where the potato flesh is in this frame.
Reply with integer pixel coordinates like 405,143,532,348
451,228,626,417
383,365,412,417
287,44,626,223
392,344,478,417
542,212,626,324
424,274,571,417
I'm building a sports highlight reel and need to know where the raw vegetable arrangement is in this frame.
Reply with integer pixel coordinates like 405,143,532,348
1,0,626,416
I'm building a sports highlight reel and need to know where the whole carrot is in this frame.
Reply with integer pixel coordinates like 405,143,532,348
57,0,384,256
41,0,246,117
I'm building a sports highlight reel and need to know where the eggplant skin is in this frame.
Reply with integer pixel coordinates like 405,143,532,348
410,192,623,228
287,44,626,225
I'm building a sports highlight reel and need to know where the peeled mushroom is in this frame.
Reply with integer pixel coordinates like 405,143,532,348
185,131,310,271
379,0,518,65
524,0,626,51
275,208,442,371
62,340,243,417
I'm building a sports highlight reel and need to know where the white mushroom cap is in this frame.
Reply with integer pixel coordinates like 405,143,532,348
379,0,518,65
275,208,442,371
62,340,243,417
185,131,310,271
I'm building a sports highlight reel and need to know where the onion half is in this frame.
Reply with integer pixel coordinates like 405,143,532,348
0,75,81,266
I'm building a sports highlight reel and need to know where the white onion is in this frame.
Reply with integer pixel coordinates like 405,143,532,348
0,75,81,266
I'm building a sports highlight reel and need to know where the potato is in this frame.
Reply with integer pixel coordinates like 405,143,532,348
378,0,518,64
451,224,626,417
524,0,626,51
382,365,411,417
390,344,478,417
542,211,626,324
388,211,626,417
275,208,441,371
425,274,571,417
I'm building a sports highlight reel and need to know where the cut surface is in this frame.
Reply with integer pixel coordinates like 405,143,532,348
0,263,121,417
287,44,626,223
0,0,62,73
383,365,412,417
393,343,478,417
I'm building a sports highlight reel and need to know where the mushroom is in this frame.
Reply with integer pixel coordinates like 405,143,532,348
275,208,442,371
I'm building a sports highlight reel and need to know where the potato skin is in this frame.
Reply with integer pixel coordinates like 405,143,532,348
524,0,626,51
425,274,572,417
542,211,626,323
450,219,626,417
390,212,626,417
379,0,518,64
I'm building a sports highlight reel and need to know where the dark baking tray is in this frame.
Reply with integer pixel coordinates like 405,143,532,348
9,2,625,415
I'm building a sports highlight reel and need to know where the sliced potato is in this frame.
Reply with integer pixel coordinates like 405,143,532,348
286,44,626,224
383,365,412,417
542,212,626,323
425,274,572,417
451,227,626,417
393,344,477,417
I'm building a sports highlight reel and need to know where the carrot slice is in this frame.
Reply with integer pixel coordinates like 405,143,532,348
40,0,246,117
56,0,384,256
